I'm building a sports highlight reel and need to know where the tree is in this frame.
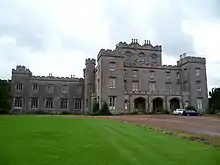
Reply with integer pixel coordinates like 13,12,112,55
92,101,100,114
208,88,220,114
0,79,12,114
100,101,112,115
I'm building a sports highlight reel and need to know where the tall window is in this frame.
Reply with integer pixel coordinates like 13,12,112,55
196,68,200,76
150,71,155,78
125,52,132,63
132,81,139,91
46,85,54,93
166,72,170,79
124,80,127,90
151,54,158,64
75,99,82,110
197,98,203,110
133,70,138,77
109,62,115,71
14,97,22,107
60,98,68,109
109,96,116,110
16,83,23,91
109,78,116,88
139,53,145,64
30,97,38,109
124,100,128,110
45,98,53,109
166,83,171,91
177,72,180,79
150,82,155,91
32,84,38,91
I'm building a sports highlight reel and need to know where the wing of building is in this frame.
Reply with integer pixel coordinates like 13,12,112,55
11,39,208,114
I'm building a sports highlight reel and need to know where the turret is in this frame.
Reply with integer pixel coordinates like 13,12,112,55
177,55,208,111
84,58,96,113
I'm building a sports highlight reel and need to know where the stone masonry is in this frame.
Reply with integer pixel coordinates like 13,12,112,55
11,39,208,114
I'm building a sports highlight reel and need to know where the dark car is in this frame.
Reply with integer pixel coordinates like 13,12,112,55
182,110,202,116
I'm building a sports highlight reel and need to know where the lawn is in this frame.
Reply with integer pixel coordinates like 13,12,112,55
0,116,219,165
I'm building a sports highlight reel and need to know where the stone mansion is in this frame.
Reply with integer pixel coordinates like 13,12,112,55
11,39,208,114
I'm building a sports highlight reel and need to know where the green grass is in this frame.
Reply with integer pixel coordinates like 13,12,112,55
0,116,220,165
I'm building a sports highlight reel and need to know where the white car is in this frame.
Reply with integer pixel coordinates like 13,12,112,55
173,109,185,115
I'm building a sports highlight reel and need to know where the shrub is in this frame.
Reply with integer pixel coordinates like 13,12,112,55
99,101,112,115
185,105,196,111
92,101,100,114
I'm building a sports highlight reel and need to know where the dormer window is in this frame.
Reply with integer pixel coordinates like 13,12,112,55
139,53,145,64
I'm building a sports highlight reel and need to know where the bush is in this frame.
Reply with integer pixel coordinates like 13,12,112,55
60,111,71,115
91,101,112,116
92,102,100,114
185,105,196,111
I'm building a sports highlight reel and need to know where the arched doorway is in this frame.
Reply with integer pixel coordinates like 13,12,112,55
170,98,180,111
153,98,163,113
134,97,146,113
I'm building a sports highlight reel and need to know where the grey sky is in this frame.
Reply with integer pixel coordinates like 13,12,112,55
0,0,219,90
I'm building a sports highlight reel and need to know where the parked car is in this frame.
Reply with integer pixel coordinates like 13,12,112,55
173,109,185,115
182,110,202,116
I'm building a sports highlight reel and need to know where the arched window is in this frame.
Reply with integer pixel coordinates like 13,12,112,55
151,54,158,64
60,98,68,109
75,99,82,110
139,52,146,64
125,52,133,63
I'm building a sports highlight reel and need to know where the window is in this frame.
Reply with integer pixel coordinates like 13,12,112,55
125,52,132,63
151,54,158,64
124,80,127,90
184,68,187,77
185,101,189,108
60,98,68,109
14,97,22,107
166,72,170,78
197,98,203,110
133,70,138,77
46,85,54,93
166,83,171,91
45,98,53,109
196,68,200,76
150,83,155,91
197,86,202,92
150,71,155,78
30,97,38,109
61,85,68,93
109,62,115,71
75,99,82,110
16,83,23,91
124,100,128,110
109,78,116,88
139,53,145,64
177,72,180,79
132,81,139,91
124,69,127,76
32,84,38,91
109,96,116,110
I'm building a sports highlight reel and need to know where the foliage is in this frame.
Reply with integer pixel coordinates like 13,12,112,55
0,79,12,114
92,101,100,114
92,101,112,116
208,88,220,114
185,105,196,111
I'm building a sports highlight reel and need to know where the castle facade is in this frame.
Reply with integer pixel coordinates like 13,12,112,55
11,39,208,114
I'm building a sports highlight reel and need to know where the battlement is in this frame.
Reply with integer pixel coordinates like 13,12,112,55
85,58,96,65
177,54,206,66
32,75,84,82
97,49,121,61
115,39,162,51
12,65,32,76
161,65,180,69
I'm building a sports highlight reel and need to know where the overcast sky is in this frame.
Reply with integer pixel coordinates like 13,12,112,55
0,0,219,90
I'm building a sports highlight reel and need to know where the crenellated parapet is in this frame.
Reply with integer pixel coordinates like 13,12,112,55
115,39,162,51
85,58,96,65
177,55,206,66
161,65,180,70
97,49,120,61
31,75,84,82
12,65,32,76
